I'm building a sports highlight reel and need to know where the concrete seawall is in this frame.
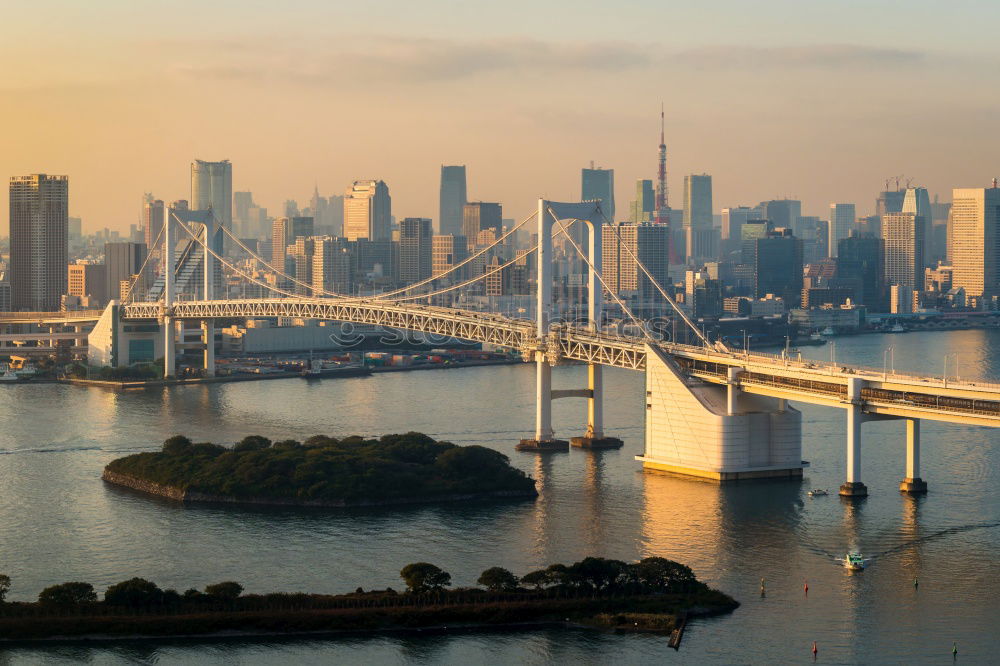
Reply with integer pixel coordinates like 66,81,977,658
101,470,537,507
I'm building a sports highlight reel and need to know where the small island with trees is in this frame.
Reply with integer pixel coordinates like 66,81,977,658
102,432,538,508
0,557,738,643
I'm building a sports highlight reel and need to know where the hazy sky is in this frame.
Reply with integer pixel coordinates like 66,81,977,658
3,0,999,232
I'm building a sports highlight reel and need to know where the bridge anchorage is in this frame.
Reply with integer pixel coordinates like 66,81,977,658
71,197,1000,496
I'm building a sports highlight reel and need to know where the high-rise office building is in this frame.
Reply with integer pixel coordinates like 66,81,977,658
463,202,502,250
68,216,82,239
876,188,906,218
344,180,391,241
721,206,754,254
143,199,164,257
312,236,353,295
9,174,68,311
629,180,656,223
828,203,856,258
837,232,885,309
882,212,925,290
950,186,1000,302
399,217,433,284
582,166,615,222
439,166,467,236
601,222,669,304
682,174,713,229
759,200,801,234
105,242,148,302
746,228,803,303
271,217,314,273
233,191,254,237
432,235,469,279
191,159,232,234
901,187,932,267
288,237,315,295
67,262,108,306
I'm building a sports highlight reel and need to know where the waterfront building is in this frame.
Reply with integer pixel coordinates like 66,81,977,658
837,232,885,310
399,217,433,284
344,180,391,241
582,166,615,222
439,166,467,236
950,186,1000,304
67,262,108,306
882,212,925,291
745,227,802,304
828,203,856,258
9,174,68,311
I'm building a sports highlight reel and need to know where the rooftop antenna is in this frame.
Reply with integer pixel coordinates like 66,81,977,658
993,177,998,189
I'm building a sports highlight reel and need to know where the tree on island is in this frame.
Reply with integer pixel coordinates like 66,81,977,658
38,582,97,606
205,581,244,599
0,574,9,602
400,563,451,593
477,567,519,592
104,578,164,607
162,435,193,455
234,435,271,452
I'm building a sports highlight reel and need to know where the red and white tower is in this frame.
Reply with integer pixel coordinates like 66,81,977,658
654,104,674,261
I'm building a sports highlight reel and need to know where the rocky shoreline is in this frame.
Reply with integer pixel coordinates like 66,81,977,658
101,470,538,508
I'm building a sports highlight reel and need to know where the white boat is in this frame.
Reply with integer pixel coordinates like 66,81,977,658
0,368,20,382
843,552,869,571
807,489,828,497
810,332,823,341
820,327,836,336
889,323,906,333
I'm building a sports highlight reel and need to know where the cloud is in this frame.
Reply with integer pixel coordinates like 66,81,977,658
163,37,933,88
674,44,926,69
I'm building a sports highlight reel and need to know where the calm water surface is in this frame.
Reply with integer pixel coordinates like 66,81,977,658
2,330,1000,664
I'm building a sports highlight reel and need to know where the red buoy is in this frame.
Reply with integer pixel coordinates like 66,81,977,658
812,641,818,655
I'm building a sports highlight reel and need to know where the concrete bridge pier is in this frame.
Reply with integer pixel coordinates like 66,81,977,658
840,378,868,498
201,320,215,377
571,363,624,449
517,351,569,452
900,418,928,493
163,316,176,378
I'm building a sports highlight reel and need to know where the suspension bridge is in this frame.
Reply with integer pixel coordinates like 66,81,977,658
10,199,1000,497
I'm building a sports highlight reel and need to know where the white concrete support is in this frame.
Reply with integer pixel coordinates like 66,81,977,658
535,351,554,441
586,220,602,332
163,316,175,378
840,377,868,497
900,418,928,493
536,199,552,338
586,363,604,438
202,320,215,377
163,207,174,309
906,418,920,479
726,367,740,415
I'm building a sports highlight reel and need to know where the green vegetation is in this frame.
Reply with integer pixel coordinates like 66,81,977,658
104,432,537,505
0,557,737,641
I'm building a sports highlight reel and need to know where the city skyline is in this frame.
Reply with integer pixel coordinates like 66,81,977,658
3,1,999,231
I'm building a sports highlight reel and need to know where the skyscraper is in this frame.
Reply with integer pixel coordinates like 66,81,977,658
143,199,164,257
312,236,353,295
828,203,856,258
399,218,433,284
629,180,656,223
432,235,469,279
876,188,906,218
759,199,802,234
682,174,713,229
950,186,1000,302
439,166,467,236
233,191,254,237
191,159,232,238
721,206,754,252
746,228,803,303
582,166,615,222
882,212,925,290
105,242,148,301
9,174,68,311
901,187,932,267
344,180,391,241
601,222,669,305
837,232,885,309
271,217,314,273
462,202,502,250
